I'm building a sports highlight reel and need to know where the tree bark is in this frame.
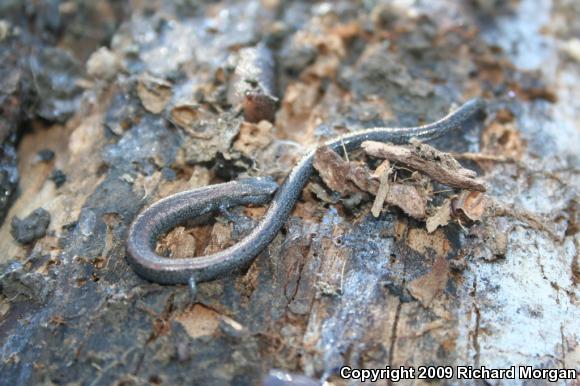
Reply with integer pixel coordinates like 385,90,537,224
0,1,578,385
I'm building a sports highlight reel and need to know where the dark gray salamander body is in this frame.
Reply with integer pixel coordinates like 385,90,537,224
126,99,485,285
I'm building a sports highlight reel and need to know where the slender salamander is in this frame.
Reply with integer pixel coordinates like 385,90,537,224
126,99,485,293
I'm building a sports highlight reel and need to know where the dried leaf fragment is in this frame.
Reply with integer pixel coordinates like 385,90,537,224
313,146,359,196
451,191,486,224
170,103,201,131
347,162,380,193
427,192,486,233
137,74,172,114
385,184,427,219
426,199,452,233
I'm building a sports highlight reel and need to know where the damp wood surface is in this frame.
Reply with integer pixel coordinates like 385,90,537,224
0,1,579,385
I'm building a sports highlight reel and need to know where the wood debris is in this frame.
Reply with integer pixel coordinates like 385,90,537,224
312,146,360,196
426,192,487,233
450,152,513,163
170,104,209,134
313,146,427,218
452,191,487,224
362,139,487,192
174,304,221,338
426,199,452,233
407,254,449,307
381,184,427,219
370,161,392,217
481,120,526,160
487,199,562,241
2,0,577,383
156,226,196,258
310,138,554,242
314,140,558,244
229,44,278,123
137,74,172,114
233,121,274,157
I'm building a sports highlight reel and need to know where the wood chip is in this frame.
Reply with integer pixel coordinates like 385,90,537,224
407,254,449,307
481,121,525,160
174,304,220,338
450,152,513,163
137,74,172,114
362,139,487,192
313,146,359,196
451,191,486,223
426,199,452,233
233,121,274,157
156,226,196,259
170,103,202,131
371,163,392,217
347,162,379,193
385,184,427,219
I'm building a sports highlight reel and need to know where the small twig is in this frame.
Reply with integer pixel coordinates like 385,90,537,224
362,140,487,192
450,152,514,163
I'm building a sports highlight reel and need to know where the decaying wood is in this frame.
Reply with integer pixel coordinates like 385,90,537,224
0,1,579,385
371,161,392,218
313,146,362,196
313,147,428,219
450,152,514,163
362,140,487,192
487,198,562,242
